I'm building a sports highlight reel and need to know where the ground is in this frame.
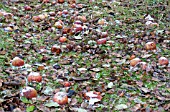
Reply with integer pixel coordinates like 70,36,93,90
0,0,169,112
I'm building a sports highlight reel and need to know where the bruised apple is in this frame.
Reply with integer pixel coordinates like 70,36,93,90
158,57,169,65
20,86,37,99
12,57,24,67
145,42,156,50
53,92,68,105
28,72,42,82
130,58,141,67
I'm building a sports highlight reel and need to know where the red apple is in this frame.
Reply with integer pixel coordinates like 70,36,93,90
145,42,156,50
58,0,65,3
53,92,68,105
130,58,141,67
43,0,50,3
59,36,67,43
24,5,32,11
73,24,83,32
63,81,71,87
28,72,42,82
12,57,24,67
97,38,107,44
20,87,37,99
158,57,169,65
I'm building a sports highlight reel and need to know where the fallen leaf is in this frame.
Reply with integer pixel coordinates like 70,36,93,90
140,87,150,93
45,101,60,107
115,104,128,110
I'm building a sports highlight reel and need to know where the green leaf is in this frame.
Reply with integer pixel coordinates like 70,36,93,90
20,97,32,104
45,102,60,107
26,106,35,112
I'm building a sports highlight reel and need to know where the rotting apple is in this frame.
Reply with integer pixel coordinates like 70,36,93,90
28,72,42,82
53,92,68,105
145,41,156,50
130,58,141,67
20,86,37,99
158,57,169,65
51,45,62,54
12,57,24,67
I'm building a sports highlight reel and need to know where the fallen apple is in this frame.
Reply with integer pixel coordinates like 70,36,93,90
158,57,169,65
12,57,24,67
51,45,62,54
63,81,71,87
139,62,148,70
20,86,37,99
54,21,63,29
130,58,141,67
98,18,106,25
32,16,40,22
58,0,65,3
24,5,32,11
59,36,67,43
145,41,156,50
53,92,68,105
97,38,107,45
28,72,42,82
